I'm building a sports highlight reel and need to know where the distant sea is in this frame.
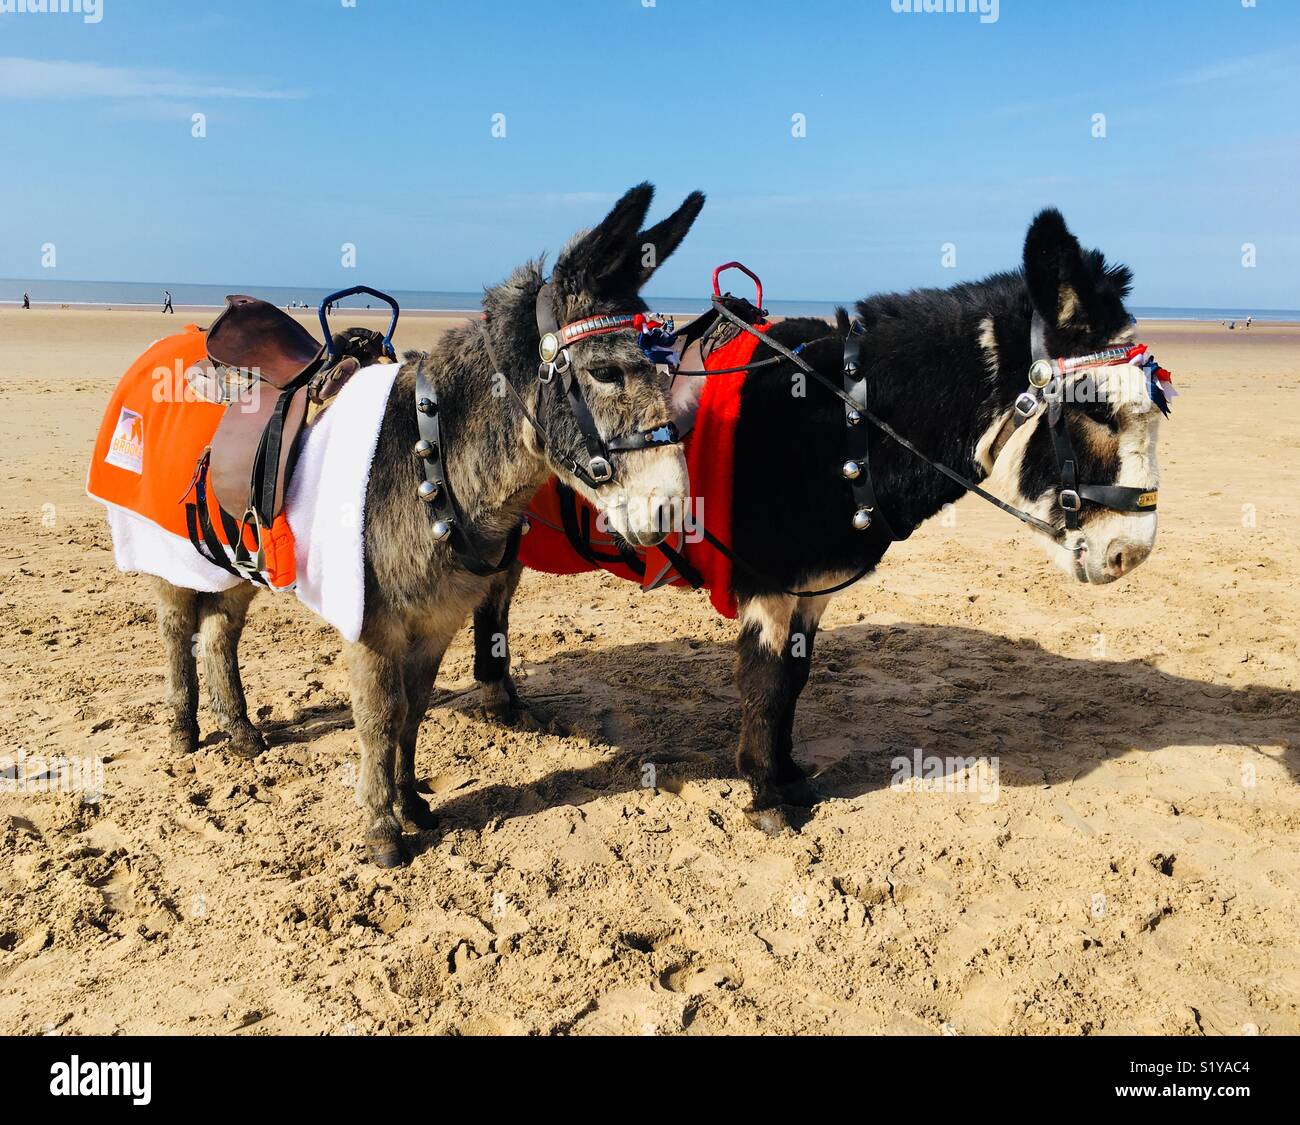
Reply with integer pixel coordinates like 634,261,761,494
1,279,1296,324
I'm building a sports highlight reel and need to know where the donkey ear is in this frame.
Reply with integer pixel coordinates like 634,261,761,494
1023,208,1094,328
634,191,705,287
554,183,656,293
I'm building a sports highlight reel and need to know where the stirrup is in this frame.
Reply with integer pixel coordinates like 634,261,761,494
233,507,267,577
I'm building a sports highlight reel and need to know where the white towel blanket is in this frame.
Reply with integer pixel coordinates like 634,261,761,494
97,362,400,643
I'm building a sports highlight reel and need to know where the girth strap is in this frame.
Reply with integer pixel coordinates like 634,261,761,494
183,450,269,585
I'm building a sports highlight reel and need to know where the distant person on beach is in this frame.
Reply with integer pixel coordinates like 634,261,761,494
162,290,174,314
22,291,30,309
1246,316,1253,330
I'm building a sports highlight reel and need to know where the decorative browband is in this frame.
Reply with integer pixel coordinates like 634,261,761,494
562,313,639,344
540,313,641,364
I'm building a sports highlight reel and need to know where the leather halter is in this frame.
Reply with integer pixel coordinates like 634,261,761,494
410,285,683,578
531,282,681,489
1015,311,1159,533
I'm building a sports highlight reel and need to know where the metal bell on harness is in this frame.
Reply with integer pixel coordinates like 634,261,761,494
414,439,438,460
842,460,862,480
431,518,453,542
417,480,440,503
852,508,873,531
846,409,863,426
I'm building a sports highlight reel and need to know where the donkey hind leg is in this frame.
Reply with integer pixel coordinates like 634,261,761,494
348,638,409,867
771,593,834,808
735,593,808,835
198,584,264,759
155,579,201,754
472,561,524,719
393,631,453,834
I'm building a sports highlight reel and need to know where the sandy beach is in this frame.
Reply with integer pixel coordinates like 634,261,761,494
1,306,1297,1036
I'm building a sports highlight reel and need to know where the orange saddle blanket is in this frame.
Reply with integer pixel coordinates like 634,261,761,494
87,325,297,589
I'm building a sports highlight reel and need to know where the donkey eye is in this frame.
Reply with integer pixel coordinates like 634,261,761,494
589,365,624,386
1082,403,1119,431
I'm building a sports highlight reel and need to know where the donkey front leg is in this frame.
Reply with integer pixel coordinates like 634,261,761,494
198,584,264,759
347,639,409,867
736,593,813,834
154,579,200,754
473,561,524,719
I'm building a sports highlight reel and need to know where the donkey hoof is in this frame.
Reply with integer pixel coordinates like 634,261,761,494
228,725,267,760
168,724,199,755
777,776,818,808
396,795,439,834
367,836,410,868
744,805,796,837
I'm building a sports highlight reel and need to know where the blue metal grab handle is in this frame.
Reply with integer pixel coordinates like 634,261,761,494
319,285,400,360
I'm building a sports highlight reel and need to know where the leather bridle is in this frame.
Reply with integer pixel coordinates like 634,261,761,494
696,298,1163,599
411,282,683,577
1009,311,1159,535
531,283,681,488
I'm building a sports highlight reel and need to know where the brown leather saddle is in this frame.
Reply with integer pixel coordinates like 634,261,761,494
186,295,390,581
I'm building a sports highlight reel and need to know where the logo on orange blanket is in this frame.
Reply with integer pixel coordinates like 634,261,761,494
104,407,144,474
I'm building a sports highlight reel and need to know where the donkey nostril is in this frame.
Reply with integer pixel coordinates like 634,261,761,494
1105,540,1151,577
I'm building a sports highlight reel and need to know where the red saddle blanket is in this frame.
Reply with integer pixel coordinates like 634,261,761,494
87,325,297,588
518,325,766,618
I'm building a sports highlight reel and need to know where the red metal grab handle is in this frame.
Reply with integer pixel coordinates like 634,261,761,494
712,261,763,311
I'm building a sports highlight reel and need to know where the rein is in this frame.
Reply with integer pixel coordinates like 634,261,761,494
644,293,1166,601
708,298,1064,539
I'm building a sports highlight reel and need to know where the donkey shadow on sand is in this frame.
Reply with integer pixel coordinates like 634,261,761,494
263,620,1299,850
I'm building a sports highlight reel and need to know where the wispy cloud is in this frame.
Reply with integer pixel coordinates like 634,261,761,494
1167,43,1300,88
0,57,303,100
985,41,1300,121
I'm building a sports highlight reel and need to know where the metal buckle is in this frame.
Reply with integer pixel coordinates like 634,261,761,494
1059,489,1082,512
588,456,613,483
1013,391,1039,420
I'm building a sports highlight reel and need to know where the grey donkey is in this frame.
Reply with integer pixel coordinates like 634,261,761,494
153,183,704,866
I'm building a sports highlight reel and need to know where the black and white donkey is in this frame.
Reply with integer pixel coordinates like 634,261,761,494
473,209,1168,834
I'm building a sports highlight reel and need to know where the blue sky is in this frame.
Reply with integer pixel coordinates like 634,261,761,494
1,0,1297,307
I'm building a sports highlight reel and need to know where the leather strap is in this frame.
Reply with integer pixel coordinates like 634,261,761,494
414,363,523,578
250,382,304,524
842,321,903,542
556,483,645,575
